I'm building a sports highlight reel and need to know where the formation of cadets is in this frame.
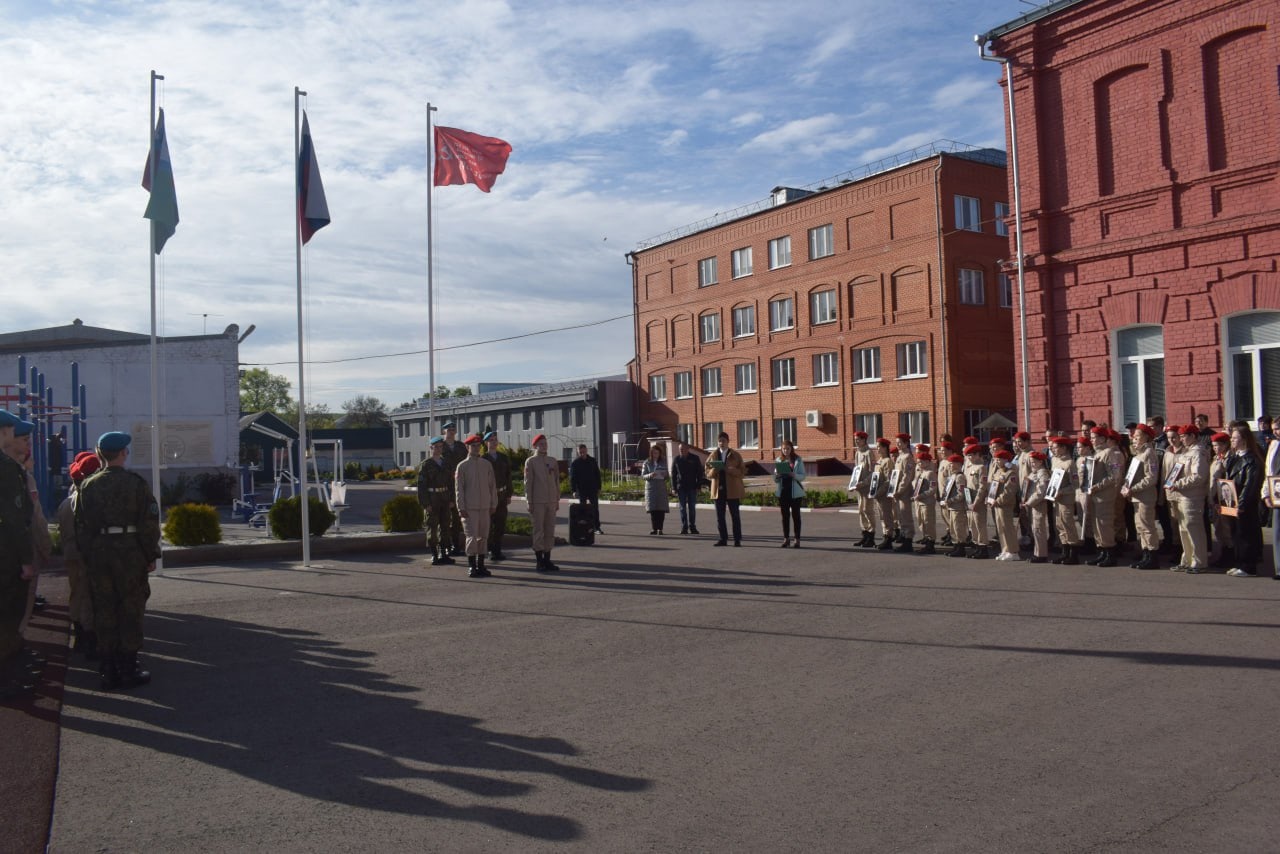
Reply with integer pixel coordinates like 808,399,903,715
849,418,1278,578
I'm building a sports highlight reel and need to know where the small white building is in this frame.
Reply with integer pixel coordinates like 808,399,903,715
0,318,243,490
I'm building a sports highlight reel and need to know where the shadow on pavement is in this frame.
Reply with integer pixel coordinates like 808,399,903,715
60,609,650,842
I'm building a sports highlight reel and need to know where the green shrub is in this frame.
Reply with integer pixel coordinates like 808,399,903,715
163,502,223,546
195,471,239,505
505,515,533,536
381,494,425,532
268,495,336,539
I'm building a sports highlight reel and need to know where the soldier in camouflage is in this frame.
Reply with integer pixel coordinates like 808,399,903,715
439,422,467,555
0,409,36,701
74,431,161,691
417,437,455,566
484,431,513,562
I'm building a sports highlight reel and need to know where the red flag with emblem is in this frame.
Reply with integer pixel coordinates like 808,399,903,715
434,126,512,193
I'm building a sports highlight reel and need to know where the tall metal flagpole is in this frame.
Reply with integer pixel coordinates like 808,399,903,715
426,104,437,438
148,70,165,573
294,87,312,566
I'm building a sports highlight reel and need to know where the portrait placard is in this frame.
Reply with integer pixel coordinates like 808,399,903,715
1045,468,1064,502
1217,478,1239,517
847,464,864,492
1124,458,1142,489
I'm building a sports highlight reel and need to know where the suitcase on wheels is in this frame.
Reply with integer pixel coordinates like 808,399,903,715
569,502,595,546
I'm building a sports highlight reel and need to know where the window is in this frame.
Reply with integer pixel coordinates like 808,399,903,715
732,305,756,338
703,421,724,449
964,409,990,443
854,413,882,440
959,268,985,305
955,195,981,232
813,352,839,386
698,257,718,287
701,367,722,396
573,405,585,427
731,247,753,279
1117,326,1166,426
774,417,797,446
854,347,881,382
418,450,426,463
735,363,757,394
896,341,927,378
998,273,1013,309
737,419,759,449
503,413,512,431
1227,313,1280,422
899,412,929,445
418,421,427,436
648,375,666,401
770,297,795,331
994,201,1010,237
768,236,792,269
675,371,693,399
561,406,572,425
811,290,837,325
808,223,834,259
676,423,694,445
699,312,721,344
521,411,531,430
772,357,796,390
534,410,544,429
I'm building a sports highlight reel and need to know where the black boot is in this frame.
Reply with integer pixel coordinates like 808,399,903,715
876,535,894,551
468,556,485,578
1055,544,1080,565
439,546,456,566
968,545,991,559
1091,547,1116,567
857,531,873,548
99,654,121,691
431,547,445,566
918,539,936,555
80,630,99,661
117,652,151,689
543,551,560,572
1133,549,1157,570
947,544,967,557
941,533,953,546
894,536,913,553
475,555,491,577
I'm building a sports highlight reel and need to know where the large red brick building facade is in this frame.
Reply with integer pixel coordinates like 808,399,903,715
627,143,1015,461
985,0,1280,431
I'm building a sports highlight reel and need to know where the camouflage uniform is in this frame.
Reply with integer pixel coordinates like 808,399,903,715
417,456,454,562
0,452,34,675
486,449,513,559
75,463,161,687
440,440,467,552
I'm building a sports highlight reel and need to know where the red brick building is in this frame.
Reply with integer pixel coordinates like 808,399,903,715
626,142,1015,462
984,0,1280,431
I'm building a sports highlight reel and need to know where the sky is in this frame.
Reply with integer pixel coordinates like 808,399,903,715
0,0,1041,414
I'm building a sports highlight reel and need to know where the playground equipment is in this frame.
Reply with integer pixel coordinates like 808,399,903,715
307,438,348,531
233,422,298,527
4,357,90,516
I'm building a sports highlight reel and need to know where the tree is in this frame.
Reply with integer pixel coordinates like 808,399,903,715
341,394,390,428
240,368,292,415
280,401,336,430
452,386,473,398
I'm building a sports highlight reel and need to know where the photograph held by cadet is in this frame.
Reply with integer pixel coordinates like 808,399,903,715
774,439,806,548
641,443,670,535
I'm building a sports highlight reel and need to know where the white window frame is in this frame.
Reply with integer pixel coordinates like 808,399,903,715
1114,325,1166,427
768,236,792,269
731,247,753,279
772,357,797,390
701,367,723,397
698,257,718,287
769,297,795,331
732,305,756,339
737,419,760,449
994,201,1010,237
734,362,757,394
774,417,797,446
854,347,881,382
896,341,927,379
963,409,990,443
811,289,837,325
676,423,694,445
955,195,981,232
959,268,985,305
703,421,724,449
813,352,839,386
998,273,1013,309
899,411,929,445
854,413,882,440
699,312,721,344
808,223,834,260
674,370,693,399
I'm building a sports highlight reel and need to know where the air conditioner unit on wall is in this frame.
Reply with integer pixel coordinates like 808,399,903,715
805,410,822,427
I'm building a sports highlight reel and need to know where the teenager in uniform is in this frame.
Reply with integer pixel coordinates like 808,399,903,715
439,422,467,555
912,450,937,555
417,438,456,566
1167,424,1210,573
455,433,498,578
936,440,957,546
891,432,916,552
1049,437,1082,565
990,449,1021,561
1075,435,1097,556
1023,451,1051,563
942,453,970,557
1086,426,1122,567
850,432,875,547
56,451,102,657
871,439,895,551
963,443,991,559
484,432,513,562
1122,424,1161,569
524,434,562,572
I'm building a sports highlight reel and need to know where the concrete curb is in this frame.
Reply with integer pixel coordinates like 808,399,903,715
162,533,538,567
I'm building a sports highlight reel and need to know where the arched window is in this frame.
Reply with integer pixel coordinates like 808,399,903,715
1227,312,1280,422
1115,326,1164,425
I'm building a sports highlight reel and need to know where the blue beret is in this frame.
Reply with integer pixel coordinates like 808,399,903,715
482,431,495,441
97,431,132,453
13,420,35,437
429,436,444,445
441,422,456,430
0,409,18,428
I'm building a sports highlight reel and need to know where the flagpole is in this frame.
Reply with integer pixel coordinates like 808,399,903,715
148,70,164,573
294,87,311,566
426,103,437,438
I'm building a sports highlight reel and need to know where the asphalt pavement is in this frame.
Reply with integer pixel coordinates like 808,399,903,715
16,495,1280,852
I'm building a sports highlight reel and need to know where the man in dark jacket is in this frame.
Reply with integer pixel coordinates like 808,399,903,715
568,444,603,533
671,441,704,535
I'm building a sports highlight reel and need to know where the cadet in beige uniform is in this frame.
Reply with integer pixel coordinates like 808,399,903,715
1023,451,1051,563
942,453,970,557
455,433,498,579
891,432,916,552
963,443,991,559
850,431,875,548
523,433,562,573
990,449,1021,561
912,450,937,554
1050,437,1082,565
871,439,895,550
1122,423,1161,569
1087,426,1122,567
1167,424,1210,572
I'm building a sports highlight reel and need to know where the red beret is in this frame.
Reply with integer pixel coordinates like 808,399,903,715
1090,425,1107,435
889,446,899,455
963,444,982,455
1077,437,1093,447
895,432,911,440
990,435,1007,444
532,433,547,445
1014,431,1031,441
854,431,868,438
69,451,101,482
940,441,955,450
463,433,483,445
947,454,964,464
994,449,1013,460
876,437,890,446
963,436,978,445
916,451,933,461
1051,437,1073,446
1135,424,1156,438
1210,432,1230,443
1029,451,1047,461
1164,424,1180,434
1179,424,1198,435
